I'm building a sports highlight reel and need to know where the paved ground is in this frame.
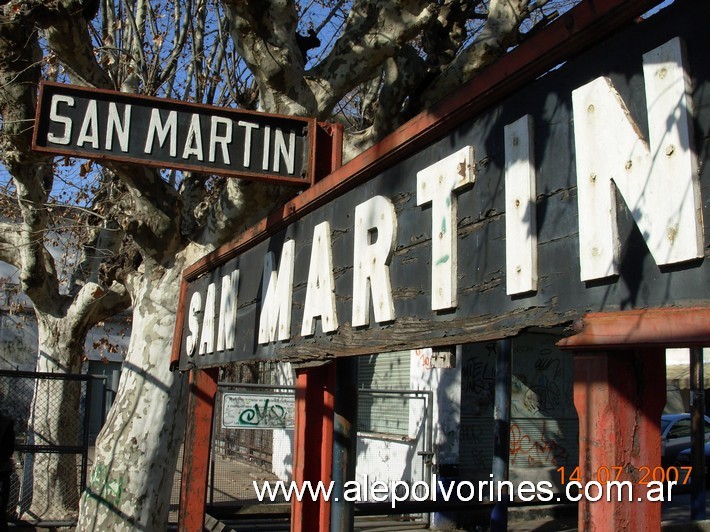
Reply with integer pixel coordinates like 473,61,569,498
9,507,710,531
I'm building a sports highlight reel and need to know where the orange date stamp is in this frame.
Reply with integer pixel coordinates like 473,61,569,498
557,465,693,485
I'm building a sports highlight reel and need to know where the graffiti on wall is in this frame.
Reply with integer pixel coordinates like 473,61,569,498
509,419,572,467
221,392,295,429
88,462,123,507
461,343,497,412
460,335,578,470
511,335,575,419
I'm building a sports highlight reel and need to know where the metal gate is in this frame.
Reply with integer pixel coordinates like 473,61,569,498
203,382,432,512
208,382,295,504
0,370,93,526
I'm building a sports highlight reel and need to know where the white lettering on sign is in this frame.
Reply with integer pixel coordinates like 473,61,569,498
301,221,339,336
259,240,295,344
262,125,271,171
182,38,706,358
273,129,296,174
47,94,74,145
417,146,476,311
352,195,397,327
182,114,204,161
145,109,178,157
209,116,232,164
48,96,132,152
45,100,300,175
199,282,217,355
186,271,240,357
186,291,202,357
573,37,702,281
106,102,132,152
77,100,99,149
504,115,537,295
216,270,239,352
238,120,258,167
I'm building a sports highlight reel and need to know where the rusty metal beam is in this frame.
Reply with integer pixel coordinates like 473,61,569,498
557,307,710,350
573,348,665,530
170,277,190,369
178,368,218,532
291,364,335,532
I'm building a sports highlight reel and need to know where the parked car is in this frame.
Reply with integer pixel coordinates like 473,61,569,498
675,444,710,487
661,413,710,467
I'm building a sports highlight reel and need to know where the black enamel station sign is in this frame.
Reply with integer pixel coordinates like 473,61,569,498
33,82,316,186
174,0,710,370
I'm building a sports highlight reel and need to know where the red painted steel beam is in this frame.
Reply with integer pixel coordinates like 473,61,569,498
573,348,665,531
560,307,702,531
319,369,335,531
291,364,336,532
557,307,710,349
170,277,190,369
178,368,219,532
292,370,309,532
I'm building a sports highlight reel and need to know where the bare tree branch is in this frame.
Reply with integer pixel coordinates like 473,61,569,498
222,0,314,114
41,0,114,88
346,44,427,157
0,9,63,310
309,0,437,117
157,0,192,96
421,0,545,106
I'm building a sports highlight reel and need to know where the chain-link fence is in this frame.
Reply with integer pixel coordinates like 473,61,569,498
0,370,92,525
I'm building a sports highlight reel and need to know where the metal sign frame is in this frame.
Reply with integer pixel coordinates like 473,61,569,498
33,81,319,186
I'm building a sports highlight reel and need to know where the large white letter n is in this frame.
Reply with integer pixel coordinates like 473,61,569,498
572,37,703,281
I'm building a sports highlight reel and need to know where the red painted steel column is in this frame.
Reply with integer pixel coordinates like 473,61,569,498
291,363,336,532
573,348,665,531
178,367,219,532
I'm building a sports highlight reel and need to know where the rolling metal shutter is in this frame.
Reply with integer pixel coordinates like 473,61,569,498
357,351,411,436
459,335,579,488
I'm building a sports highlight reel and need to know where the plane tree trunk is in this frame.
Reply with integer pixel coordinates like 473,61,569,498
78,257,189,530
0,5,130,521
24,317,84,521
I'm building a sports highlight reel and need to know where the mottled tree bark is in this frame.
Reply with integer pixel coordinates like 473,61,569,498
78,257,191,530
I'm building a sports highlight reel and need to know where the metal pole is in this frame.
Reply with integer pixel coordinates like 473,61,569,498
330,357,358,532
690,346,705,520
178,368,218,531
491,338,512,532
209,390,218,506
